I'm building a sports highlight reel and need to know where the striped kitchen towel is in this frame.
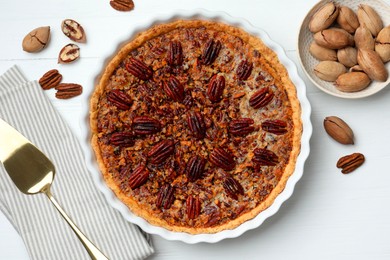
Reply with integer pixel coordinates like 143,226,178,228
0,65,154,260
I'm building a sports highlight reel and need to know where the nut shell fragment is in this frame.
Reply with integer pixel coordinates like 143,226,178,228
335,72,371,92
375,26,390,63
309,2,339,33
22,26,50,53
357,49,388,81
349,65,364,73
61,19,86,43
58,43,80,64
324,116,354,145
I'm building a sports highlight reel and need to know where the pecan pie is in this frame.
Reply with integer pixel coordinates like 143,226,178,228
90,20,302,234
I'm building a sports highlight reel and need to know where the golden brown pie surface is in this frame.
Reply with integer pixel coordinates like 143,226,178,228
90,20,302,234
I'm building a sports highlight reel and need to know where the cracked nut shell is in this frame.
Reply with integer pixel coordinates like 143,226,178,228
324,116,354,145
314,61,347,82
375,26,390,63
22,26,50,53
61,19,86,43
58,43,80,64
313,28,354,50
309,2,339,33
357,48,388,82
357,4,383,37
337,6,360,34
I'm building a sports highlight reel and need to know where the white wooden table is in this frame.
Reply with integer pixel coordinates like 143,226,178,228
1,0,390,259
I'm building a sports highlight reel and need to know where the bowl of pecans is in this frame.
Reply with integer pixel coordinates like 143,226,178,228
298,0,390,98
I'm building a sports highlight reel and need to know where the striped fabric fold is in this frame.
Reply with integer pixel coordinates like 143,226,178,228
0,65,154,260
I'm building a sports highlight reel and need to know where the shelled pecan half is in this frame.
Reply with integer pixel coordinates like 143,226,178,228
39,69,62,90
156,184,175,209
186,195,201,219
262,120,287,135
209,148,235,171
249,87,274,109
110,0,134,11
187,111,206,139
167,40,183,66
125,58,153,80
252,148,279,166
229,118,255,136
185,155,206,182
147,139,175,165
128,165,149,189
223,176,244,200
207,74,225,103
337,153,365,174
55,83,82,99
107,89,132,110
133,116,161,135
201,39,222,65
163,76,184,102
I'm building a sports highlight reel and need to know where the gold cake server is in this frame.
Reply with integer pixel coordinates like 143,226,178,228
0,118,108,260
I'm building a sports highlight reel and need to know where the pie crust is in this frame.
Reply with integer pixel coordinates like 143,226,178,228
90,20,302,234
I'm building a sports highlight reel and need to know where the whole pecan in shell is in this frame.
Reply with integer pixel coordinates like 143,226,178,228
168,40,183,66
156,184,175,209
39,69,62,90
262,120,287,135
337,152,365,174
109,132,134,147
201,39,222,65
186,195,201,219
236,59,253,80
185,155,206,182
209,148,236,171
249,87,274,109
107,89,132,110
229,118,255,136
125,58,153,81
128,165,149,189
133,116,161,135
187,111,206,139
147,139,175,165
223,176,244,200
252,148,279,166
207,74,225,103
163,76,184,102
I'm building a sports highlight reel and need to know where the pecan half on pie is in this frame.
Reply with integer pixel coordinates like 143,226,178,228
90,20,302,234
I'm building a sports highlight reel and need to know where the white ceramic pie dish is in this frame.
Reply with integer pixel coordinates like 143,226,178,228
80,9,312,244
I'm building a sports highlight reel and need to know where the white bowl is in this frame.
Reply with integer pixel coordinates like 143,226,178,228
80,9,312,243
298,0,390,99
